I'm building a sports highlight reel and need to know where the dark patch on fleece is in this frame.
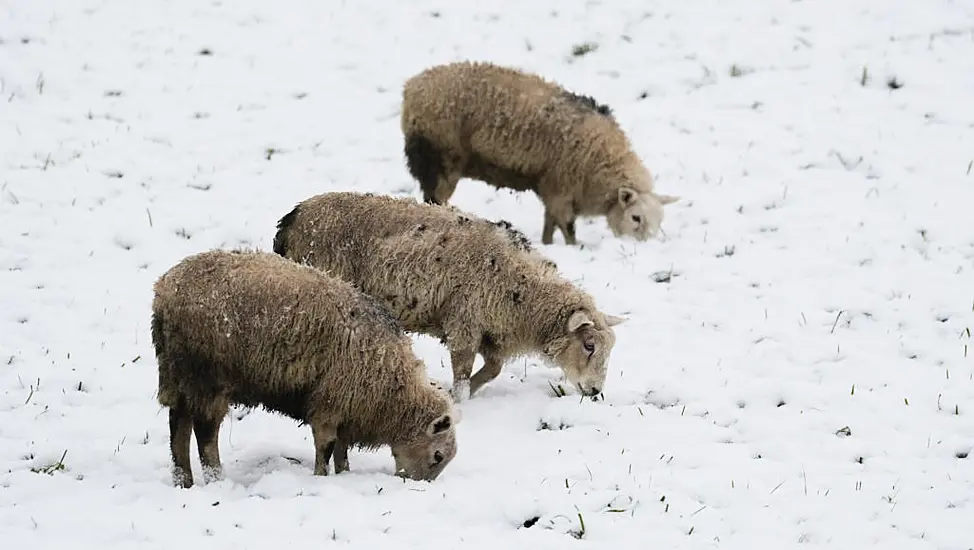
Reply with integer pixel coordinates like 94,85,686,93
490,219,533,253
358,293,405,334
273,204,301,256
464,152,538,192
156,319,313,422
404,133,444,203
562,89,613,117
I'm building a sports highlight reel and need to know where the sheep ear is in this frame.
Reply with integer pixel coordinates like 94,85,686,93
656,193,680,205
605,314,627,326
429,413,453,435
618,187,637,206
568,310,594,333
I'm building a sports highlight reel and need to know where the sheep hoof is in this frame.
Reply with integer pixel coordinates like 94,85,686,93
172,466,193,489
201,465,224,485
450,380,470,402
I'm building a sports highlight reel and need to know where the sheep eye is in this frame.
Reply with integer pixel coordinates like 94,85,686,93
631,215,642,223
583,341,595,353
433,451,444,464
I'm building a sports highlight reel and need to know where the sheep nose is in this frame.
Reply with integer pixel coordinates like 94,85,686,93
587,387,601,396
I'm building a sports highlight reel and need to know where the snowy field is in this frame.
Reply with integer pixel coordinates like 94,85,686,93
3,0,974,548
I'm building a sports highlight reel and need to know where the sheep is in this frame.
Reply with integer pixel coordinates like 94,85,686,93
150,248,458,488
400,60,679,246
272,191,626,402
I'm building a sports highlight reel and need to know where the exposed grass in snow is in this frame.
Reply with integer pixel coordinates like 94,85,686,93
3,0,974,549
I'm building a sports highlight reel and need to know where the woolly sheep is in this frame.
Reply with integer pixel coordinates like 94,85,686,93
273,191,626,402
150,249,458,488
400,60,679,246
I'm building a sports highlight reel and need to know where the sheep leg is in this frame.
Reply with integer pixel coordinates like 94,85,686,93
542,210,557,245
449,348,477,402
333,439,350,474
561,219,577,245
542,202,577,245
168,401,194,489
193,412,226,485
311,421,338,476
469,348,505,397
433,171,461,205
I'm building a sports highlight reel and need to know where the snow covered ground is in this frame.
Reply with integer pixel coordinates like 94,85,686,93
3,0,974,548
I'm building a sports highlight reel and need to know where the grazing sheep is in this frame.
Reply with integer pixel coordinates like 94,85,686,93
273,191,626,401
400,60,679,246
150,249,458,488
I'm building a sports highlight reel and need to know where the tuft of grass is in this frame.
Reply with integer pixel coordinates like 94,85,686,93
197,48,213,56
830,310,845,334
967,160,972,175
579,391,603,404
571,42,598,57
548,381,567,397
835,426,852,437
23,377,40,405
538,420,570,431
31,450,67,475
729,64,745,77
886,76,903,90
860,66,869,86
265,148,278,161
571,508,587,539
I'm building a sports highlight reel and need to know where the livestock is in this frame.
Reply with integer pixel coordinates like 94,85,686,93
400,60,679,245
273,192,626,401
150,249,457,488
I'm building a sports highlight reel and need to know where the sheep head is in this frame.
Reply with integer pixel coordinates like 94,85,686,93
544,308,626,396
607,187,678,241
391,397,458,481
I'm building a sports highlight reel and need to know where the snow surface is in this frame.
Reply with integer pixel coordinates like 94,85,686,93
3,0,974,548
